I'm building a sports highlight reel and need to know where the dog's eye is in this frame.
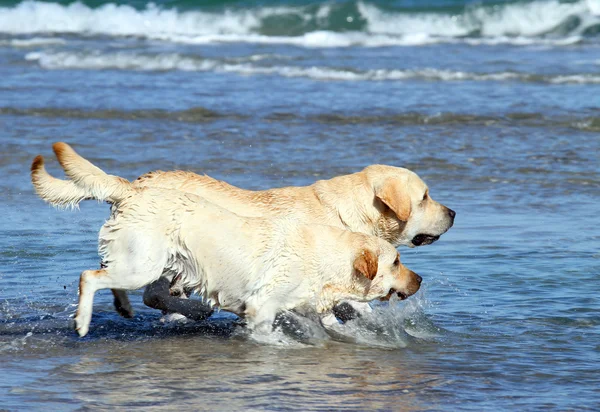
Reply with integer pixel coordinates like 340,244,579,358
393,255,400,266
422,191,428,202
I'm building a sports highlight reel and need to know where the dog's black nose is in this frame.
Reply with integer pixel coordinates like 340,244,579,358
415,274,422,284
447,208,456,219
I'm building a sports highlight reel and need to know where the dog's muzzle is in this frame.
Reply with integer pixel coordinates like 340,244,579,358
411,234,440,246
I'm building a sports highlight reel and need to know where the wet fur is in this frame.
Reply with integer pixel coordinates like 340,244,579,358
32,143,453,321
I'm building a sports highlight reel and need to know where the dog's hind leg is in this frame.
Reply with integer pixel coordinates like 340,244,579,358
143,278,213,321
75,269,109,337
111,289,134,318
75,265,163,337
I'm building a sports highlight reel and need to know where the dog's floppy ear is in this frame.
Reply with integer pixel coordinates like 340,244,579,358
374,178,412,222
353,249,378,281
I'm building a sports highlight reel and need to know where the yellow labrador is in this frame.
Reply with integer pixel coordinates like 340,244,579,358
32,144,455,321
31,143,421,337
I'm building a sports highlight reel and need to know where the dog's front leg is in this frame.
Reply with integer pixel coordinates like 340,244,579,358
143,278,213,321
246,301,280,334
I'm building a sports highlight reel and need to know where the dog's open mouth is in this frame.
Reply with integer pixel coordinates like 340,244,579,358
412,234,440,246
380,289,408,301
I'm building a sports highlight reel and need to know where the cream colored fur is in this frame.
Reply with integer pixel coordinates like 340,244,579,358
32,143,454,321
32,143,421,337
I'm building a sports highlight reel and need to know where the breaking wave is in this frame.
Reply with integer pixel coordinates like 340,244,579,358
1,0,599,47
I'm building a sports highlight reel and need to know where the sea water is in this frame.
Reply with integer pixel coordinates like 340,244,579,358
1,0,599,409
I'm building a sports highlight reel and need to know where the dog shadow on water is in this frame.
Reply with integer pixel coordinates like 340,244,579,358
0,299,235,353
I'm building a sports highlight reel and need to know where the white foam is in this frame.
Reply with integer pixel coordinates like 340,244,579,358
1,37,66,47
471,0,590,37
150,31,441,48
549,74,600,84
26,51,209,71
588,0,600,16
147,30,584,48
357,1,471,37
0,1,261,36
460,35,583,47
358,0,592,38
24,50,600,84
1,0,599,48
24,51,285,71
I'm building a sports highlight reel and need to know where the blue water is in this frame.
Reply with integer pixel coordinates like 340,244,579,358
1,0,600,410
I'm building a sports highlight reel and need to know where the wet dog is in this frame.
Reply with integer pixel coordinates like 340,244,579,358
32,144,454,322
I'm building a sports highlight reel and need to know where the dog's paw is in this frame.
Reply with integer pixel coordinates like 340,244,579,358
114,301,134,319
73,314,90,337
186,308,214,321
332,302,361,323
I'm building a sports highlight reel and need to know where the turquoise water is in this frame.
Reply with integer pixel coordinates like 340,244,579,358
1,0,600,410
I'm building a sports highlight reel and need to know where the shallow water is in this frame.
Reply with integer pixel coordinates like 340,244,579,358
1,0,600,410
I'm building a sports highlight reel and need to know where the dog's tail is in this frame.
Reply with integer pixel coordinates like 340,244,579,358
31,155,91,208
31,142,134,207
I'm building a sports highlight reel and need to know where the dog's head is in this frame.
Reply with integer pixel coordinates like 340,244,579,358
352,239,421,302
365,165,455,248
